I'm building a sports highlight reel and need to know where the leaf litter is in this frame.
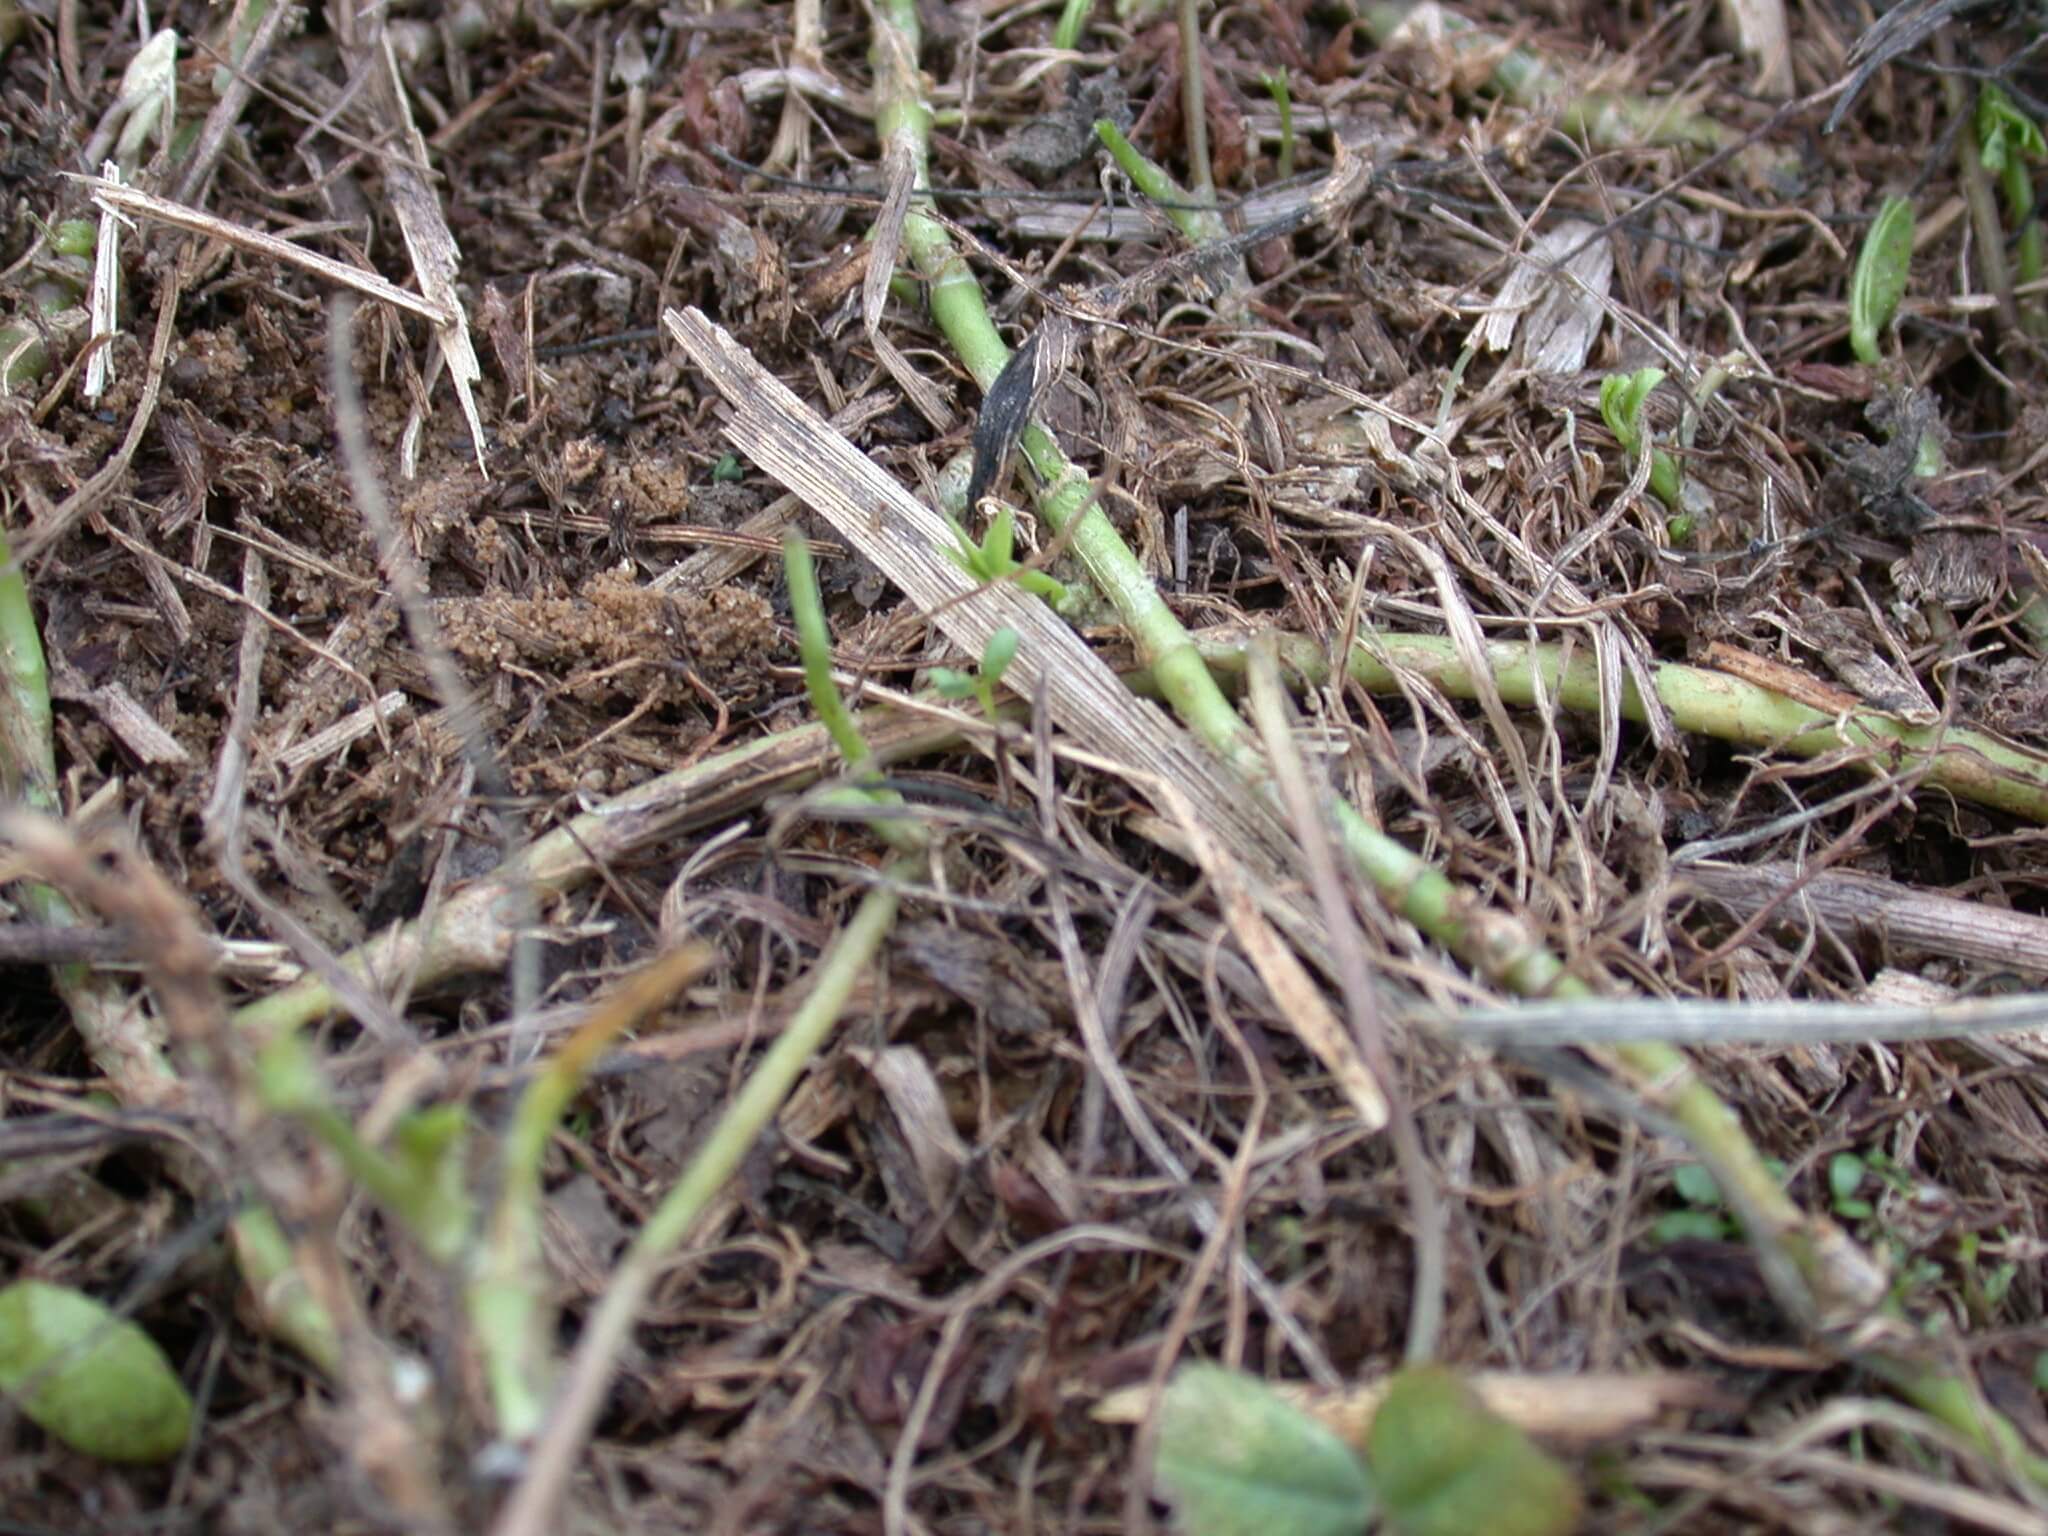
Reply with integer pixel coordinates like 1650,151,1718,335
3,3,2048,1533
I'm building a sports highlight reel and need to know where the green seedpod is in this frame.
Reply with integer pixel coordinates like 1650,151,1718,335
1155,1363,1377,1536
1367,1366,1582,1536
0,1280,193,1463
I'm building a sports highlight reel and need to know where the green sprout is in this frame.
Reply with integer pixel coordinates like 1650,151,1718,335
1264,70,1295,183
712,452,746,483
1093,117,1228,246
785,530,876,772
1598,366,1683,509
1849,194,1915,365
1,220,95,392
1051,0,1093,52
1651,1158,1793,1245
930,626,1019,722
1155,1365,1376,1536
943,500,1071,609
1650,1160,1738,1244
1977,83,2044,330
1827,1151,1873,1221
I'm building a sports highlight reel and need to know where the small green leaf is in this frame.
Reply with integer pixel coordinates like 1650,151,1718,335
392,1104,474,1256
0,1281,193,1464
1827,1152,1867,1207
985,503,1017,572
1598,374,1636,450
712,452,745,483
1017,569,1072,606
930,667,975,699
1834,1198,1874,1221
1982,1262,2017,1308
1646,447,1684,510
1368,1366,1582,1536
1670,1162,1722,1209
1649,1209,1729,1245
1850,194,1915,365
981,628,1020,686
1154,1364,1377,1536
50,220,97,260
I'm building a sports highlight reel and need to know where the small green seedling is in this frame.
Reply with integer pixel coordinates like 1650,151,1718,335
1598,366,1683,509
1264,71,1296,182
1979,85,2045,288
1650,1160,1737,1244
931,626,1020,721
1979,84,2045,333
943,500,1070,608
1849,194,1915,365
712,452,746,483
1827,1151,1874,1221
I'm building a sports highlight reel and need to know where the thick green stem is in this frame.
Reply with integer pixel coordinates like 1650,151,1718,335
1197,629,2048,825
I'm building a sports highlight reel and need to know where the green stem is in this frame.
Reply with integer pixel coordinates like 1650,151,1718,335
470,947,707,1439
786,530,875,774
1094,120,1226,246
879,0,1581,1007
1941,34,2022,339
1195,630,2048,825
486,871,903,1536
0,523,54,809
1264,71,1295,183
1,522,178,1092
875,0,1598,1002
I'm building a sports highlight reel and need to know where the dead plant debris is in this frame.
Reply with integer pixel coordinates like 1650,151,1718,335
4,3,2048,1533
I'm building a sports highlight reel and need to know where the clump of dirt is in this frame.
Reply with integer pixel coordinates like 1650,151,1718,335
438,569,777,701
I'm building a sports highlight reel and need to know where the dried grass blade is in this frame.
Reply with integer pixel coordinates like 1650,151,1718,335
663,306,1310,905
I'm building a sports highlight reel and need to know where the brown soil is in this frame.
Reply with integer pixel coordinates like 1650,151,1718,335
4,2,2048,1533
